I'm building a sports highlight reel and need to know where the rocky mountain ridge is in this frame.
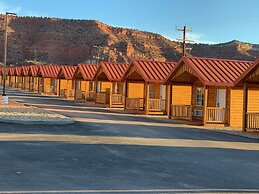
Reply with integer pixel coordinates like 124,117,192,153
0,15,258,65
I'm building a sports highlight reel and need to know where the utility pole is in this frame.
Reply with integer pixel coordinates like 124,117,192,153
176,24,193,56
2,12,17,97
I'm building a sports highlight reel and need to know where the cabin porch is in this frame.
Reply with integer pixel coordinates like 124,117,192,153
95,81,111,107
169,83,229,126
29,77,35,92
243,81,259,131
45,78,58,95
74,80,97,102
74,80,87,102
22,76,30,91
125,81,167,115
58,79,75,99
16,76,23,88
10,76,16,88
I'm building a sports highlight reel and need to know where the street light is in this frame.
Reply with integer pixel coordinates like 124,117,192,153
2,12,17,97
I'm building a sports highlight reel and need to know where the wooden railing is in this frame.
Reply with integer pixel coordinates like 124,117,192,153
126,98,144,110
76,90,86,101
207,107,226,123
29,83,34,91
17,82,23,88
96,92,108,104
148,99,166,111
49,86,58,94
111,94,124,105
88,91,96,101
67,89,75,98
25,83,30,90
246,112,259,130
37,84,43,93
170,105,192,120
59,89,67,98
11,82,16,88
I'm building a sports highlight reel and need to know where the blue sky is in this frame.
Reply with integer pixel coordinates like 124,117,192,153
1,0,259,44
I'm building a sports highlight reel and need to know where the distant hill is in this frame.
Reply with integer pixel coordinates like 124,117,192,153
0,15,258,65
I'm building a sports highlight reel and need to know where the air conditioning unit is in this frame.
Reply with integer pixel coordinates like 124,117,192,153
194,109,203,116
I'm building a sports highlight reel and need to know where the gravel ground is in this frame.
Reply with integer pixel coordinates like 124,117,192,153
0,104,73,124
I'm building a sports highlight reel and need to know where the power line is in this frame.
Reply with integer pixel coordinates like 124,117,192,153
176,24,193,56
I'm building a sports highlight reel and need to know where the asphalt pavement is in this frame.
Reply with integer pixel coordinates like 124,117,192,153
0,87,258,193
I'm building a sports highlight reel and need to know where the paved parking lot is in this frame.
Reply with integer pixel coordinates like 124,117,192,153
0,87,258,193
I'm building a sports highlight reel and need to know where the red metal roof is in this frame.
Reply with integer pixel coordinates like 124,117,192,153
73,64,99,80
28,65,40,77
21,66,30,76
9,67,16,76
15,66,22,76
124,60,177,83
1,67,9,75
165,56,254,86
58,65,77,80
38,65,61,78
95,62,129,82
234,58,258,85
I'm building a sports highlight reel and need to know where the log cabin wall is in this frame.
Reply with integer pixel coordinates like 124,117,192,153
127,82,144,98
172,85,192,105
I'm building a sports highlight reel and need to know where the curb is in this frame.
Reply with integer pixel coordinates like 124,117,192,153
0,118,74,125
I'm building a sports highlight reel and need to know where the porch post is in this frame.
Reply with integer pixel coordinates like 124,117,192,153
38,78,40,93
242,82,248,132
71,80,74,100
168,82,173,118
58,79,61,96
95,80,98,103
145,82,149,114
109,82,113,108
203,86,208,126
28,77,31,91
124,80,128,110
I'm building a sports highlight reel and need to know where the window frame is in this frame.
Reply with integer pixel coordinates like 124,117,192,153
195,87,204,106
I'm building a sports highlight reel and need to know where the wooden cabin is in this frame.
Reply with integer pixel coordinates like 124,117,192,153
21,66,30,90
0,67,9,87
233,58,259,131
93,62,129,108
15,66,23,89
5,67,10,87
73,64,99,102
9,67,16,88
164,56,254,127
27,65,40,92
123,60,176,114
57,65,77,99
36,65,61,95
5,67,12,87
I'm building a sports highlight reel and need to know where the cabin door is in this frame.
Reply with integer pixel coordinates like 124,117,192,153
160,85,166,100
216,89,226,108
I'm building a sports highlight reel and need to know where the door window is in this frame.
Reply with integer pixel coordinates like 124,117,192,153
196,88,204,106
149,84,155,98
216,89,226,108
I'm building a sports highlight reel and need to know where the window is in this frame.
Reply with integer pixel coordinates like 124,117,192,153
113,83,119,94
113,82,123,94
50,78,56,87
72,80,75,89
196,88,204,106
194,109,203,116
149,84,155,98
77,80,81,90
97,81,101,93
89,81,94,92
